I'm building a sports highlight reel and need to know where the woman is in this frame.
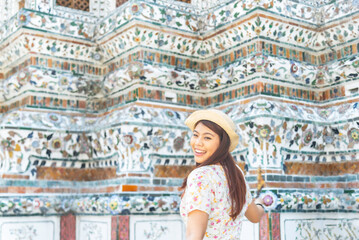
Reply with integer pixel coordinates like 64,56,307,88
180,109,265,240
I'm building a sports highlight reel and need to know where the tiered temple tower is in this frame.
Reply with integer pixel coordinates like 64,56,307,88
0,0,359,239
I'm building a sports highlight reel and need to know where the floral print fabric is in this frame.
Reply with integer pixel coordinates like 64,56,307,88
180,165,252,240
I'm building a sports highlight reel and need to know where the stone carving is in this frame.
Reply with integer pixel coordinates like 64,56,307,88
9,225,37,240
143,222,168,240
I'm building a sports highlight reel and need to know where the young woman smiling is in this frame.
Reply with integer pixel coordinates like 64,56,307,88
180,109,265,240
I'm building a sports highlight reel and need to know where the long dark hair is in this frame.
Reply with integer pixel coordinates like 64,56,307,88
180,120,247,220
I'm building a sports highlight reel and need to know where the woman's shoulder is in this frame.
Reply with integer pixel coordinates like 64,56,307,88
188,165,220,179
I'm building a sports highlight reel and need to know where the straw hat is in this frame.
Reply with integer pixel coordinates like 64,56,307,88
185,109,239,152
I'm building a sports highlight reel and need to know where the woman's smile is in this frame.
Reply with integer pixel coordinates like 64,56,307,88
190,122,220,164
193,149,207,158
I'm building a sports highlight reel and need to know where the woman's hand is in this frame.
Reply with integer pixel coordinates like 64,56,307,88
186,210,209,240
245,198,265,223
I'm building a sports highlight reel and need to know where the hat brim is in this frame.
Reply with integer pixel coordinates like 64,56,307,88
185,109,239,152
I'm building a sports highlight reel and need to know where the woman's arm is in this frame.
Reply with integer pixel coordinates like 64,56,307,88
186,210,209,240
245,198,265,223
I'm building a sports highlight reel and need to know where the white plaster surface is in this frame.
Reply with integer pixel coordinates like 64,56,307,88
130,215,258,240
0,216,59,240
281,212,359,240
240,219,259,240
76,215,111,240
130,215,185,240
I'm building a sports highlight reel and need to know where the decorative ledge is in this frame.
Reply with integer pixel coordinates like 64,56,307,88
0,190,358,216
259,190,359,212
0,194,181,216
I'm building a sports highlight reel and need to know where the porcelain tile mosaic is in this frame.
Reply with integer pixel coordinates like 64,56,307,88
2,99,358,176
27,0,98,22
0,194,181,215
2,49,358,113
0,189,357,216
1,0,359,239
263,190,359,212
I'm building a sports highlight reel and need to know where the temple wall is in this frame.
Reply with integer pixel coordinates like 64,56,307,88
0,0,359,239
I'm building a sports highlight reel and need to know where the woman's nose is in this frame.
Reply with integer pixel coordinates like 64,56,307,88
194,137,203,146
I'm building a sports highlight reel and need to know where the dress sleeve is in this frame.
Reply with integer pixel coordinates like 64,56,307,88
184,168,212,215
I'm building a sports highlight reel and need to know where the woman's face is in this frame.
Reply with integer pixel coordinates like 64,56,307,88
190,122,220,164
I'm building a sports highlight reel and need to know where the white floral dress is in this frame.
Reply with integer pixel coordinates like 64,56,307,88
180,165,252,240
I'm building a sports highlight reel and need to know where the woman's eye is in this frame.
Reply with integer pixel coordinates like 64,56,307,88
204,137,211,140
